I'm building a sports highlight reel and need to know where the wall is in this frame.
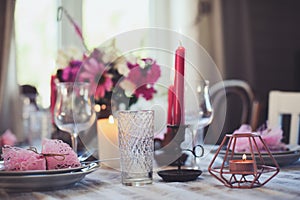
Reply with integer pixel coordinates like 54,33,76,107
221,0,300,131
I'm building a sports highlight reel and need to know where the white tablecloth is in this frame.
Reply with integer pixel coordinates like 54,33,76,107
1,157,299,200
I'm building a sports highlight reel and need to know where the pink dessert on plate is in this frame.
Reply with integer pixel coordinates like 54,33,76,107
1,146,46,171
230,124,287,152
42,139,80,170
1,139,81,171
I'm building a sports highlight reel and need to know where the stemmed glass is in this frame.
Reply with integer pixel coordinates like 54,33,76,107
196,80,214,136
54,82,96,154
186,80,213,169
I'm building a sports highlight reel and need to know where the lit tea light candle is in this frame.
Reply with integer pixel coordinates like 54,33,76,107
97,115,120,169
229,154,254,173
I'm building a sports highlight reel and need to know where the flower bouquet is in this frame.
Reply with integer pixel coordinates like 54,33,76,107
50,7,162,153
52,44,161,119
51,7,161,120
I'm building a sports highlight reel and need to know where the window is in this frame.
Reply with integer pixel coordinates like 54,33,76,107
83,0,149,50
15,0,149,108
15,0,58,108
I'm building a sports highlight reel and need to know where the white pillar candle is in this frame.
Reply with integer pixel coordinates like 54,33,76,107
97,115,120,169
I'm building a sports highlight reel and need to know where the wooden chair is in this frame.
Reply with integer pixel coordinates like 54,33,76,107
268,91,300,145
207,79,259,144
210,79,258,127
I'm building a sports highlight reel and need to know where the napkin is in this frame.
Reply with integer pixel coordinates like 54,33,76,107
230,123,286,152
2,145,46,171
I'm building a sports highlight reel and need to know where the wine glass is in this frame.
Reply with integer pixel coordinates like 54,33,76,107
186,80,213,169
196,80,214,135
54,82,96,154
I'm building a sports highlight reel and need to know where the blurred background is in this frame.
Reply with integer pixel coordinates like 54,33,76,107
1,0,300,144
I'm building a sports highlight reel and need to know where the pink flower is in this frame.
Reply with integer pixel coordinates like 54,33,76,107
61,60,82,82
79,57,113,99
142,58,161,83
135,85,157,100
122,58,161,100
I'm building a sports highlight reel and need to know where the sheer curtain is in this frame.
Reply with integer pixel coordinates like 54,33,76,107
0,0,22,139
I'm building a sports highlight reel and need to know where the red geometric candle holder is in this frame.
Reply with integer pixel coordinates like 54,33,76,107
208,133,280,188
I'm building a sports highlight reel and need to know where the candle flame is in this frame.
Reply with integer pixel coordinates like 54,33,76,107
101,104,107,110
242,154,247,161
108,115,114,124
94,104,101,112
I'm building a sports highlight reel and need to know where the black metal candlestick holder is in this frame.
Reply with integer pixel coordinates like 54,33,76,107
156,125,202,182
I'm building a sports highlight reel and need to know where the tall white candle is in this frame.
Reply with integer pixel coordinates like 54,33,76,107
97,115,120,169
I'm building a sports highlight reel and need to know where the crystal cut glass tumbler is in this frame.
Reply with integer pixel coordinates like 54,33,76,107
118,110,154,186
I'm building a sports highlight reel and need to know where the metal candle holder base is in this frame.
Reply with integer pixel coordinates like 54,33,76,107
208,133,280,188
154,125,187,167
156,125,202,182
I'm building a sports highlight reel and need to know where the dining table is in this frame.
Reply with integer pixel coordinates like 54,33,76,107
0,147,299,200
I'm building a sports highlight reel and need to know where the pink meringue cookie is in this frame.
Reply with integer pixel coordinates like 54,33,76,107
1,145,46,171
42,139,80,170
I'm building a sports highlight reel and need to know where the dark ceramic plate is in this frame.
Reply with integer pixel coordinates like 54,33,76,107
0,163,99,192
0,161,87,175
157,169,202,182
